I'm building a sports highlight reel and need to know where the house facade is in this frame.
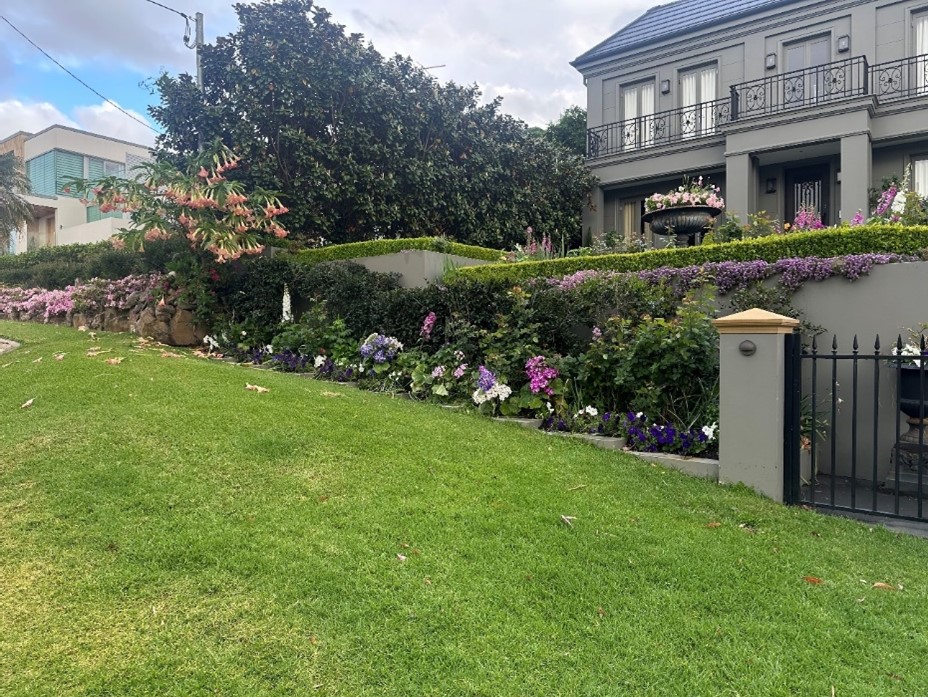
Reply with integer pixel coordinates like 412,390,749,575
573,0,928,240
0,125,150,254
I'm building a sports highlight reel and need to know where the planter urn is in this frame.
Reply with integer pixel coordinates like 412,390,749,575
641,205,721,246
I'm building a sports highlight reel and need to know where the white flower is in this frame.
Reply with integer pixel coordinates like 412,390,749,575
701,422,718,442
202,335,219,350
281,284,293,322
584,405,598,417
241,330,248,337
472,389,487,405
313,355,327,368
546,401,554,414
635,411,644,419
891,191,907,214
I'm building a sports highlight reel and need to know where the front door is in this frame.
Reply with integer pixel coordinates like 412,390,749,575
786,165,830,226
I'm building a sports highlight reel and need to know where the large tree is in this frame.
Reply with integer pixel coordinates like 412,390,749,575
543,106,588,158
0,153,32,253
149,0,595,249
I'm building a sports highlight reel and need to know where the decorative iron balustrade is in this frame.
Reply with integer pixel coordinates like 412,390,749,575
586,98,732,159
585,54,928,159
731,56,868,120
870,54,928,102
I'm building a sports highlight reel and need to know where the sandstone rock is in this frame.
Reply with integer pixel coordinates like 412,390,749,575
169,308,201,346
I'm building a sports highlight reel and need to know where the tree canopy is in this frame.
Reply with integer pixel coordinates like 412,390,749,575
150,0,595,249
0,153,32,253
543,106,588,158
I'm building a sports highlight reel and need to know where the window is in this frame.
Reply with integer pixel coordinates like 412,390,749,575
914,156,928,197
680,65,718,138
26,152,56,196
916,12,928,56
783,35,831,105
621,81,655,150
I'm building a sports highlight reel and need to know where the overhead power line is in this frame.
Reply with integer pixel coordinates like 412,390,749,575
141,0,190,19
0,15,158,134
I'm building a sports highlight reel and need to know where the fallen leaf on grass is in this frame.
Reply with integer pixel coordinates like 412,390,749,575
86,349,112,357
54,353,65,361
105,357,124,366
160,351,184,359
1,362,13,369
77,325,88,332
396,554,407,562
872,582,897,591
597,607,606,617
321,391,344,398
245,384,270,393
803,576,824,585
31,357,42,364
423,577,432,586
706,521,722,528
20,398,34,409
560,515,576,528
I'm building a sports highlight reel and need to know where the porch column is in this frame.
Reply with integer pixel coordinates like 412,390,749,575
840,133,871,222
713,308,800,502
725,152,754,223
583,186,605,244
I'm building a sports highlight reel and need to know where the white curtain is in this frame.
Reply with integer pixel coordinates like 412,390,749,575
622,201,639,242
640,82,655,146
623,88,638,150
914,158,928,197
680,72,698,139
699,67,718,134
917,14,928,95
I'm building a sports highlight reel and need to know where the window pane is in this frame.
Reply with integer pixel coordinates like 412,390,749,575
914,158,928,197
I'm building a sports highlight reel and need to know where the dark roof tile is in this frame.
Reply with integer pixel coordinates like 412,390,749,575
574,0,798,66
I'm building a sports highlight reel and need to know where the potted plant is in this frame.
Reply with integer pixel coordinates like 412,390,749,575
642,177,724,246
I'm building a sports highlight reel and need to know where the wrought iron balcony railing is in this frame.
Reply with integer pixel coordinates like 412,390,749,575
870,54,928,102
585,54,928,159
730,56,869,119
586,98,732,159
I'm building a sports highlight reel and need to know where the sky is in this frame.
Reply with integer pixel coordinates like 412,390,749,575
0,0,660,147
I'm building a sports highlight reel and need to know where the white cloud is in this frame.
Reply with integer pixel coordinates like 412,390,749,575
0,99,156,146
0,99,77,136
72,103,157,146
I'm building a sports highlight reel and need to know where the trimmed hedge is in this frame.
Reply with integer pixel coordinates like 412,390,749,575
290,237,504,265
455,225,928,283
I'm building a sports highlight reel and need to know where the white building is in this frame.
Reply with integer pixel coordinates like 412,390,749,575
1,125,151,254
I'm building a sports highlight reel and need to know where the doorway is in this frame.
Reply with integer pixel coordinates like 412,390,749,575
785,165,830,226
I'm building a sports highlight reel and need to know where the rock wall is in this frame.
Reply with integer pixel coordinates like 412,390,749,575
1,295,206,346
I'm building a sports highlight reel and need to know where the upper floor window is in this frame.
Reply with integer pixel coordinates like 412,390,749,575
915,12,928,57
621,80,655,150
784,35,832,106
680,65,718,139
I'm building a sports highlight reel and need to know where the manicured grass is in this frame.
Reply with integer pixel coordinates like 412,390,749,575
2,320,928,695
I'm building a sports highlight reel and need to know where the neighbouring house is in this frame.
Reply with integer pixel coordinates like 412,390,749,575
573,0,928,241
0,125,151,254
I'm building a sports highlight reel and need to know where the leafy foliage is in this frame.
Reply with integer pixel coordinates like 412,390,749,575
457,225,928,284
290,237,502,264
0,152,32,252
542,106,587,157
149,0,595,249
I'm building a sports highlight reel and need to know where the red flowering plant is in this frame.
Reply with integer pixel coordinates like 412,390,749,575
65,140,289,263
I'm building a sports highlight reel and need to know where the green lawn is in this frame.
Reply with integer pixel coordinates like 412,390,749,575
2,321,928,696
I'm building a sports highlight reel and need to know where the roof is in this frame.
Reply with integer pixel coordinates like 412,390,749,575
25,124,151,151
573,0,799,67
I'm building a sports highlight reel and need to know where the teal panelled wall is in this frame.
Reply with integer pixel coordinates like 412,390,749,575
55,151,83,197
27,151,56,196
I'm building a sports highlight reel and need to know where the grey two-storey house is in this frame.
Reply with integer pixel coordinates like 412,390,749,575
574,0,928,239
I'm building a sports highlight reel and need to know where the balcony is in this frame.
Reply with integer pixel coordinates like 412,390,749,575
586,98,732,159
587,54,928,159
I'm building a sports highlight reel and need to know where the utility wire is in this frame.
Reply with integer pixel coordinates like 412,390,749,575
0,15,158,134
141,0,190,19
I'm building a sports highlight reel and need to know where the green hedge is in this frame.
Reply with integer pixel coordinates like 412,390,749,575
290,237,503,265
455,226,928,283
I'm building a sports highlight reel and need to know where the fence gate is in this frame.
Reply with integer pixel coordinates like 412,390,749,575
784,331,928,523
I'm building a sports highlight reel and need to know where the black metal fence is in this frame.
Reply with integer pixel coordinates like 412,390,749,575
870,54,928,102
586,98,732,159
731,56,869,120
785,331,928,523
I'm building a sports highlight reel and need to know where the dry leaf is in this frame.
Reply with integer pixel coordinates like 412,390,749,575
20,398,34,409
560,515,576,528
803,576,824,585
1,362,12,369
597,607,606,617
54,353,65,361
77,325,88,332
89,332,97,340
321,391,344,398
105,357,124,366
31,357,42,364
160,351,183,359
423,577,432,586
245,384,270,393
396,554,407,562
872,582,897,591
706,521,722,529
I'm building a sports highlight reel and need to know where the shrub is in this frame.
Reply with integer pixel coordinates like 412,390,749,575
455,225,928,284
290,238,503,265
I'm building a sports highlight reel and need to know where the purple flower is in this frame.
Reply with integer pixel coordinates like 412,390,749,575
525,355,558,395
420,311,437,340
477,365,496,392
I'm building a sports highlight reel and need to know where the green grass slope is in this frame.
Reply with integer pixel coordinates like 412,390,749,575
1,321,928,696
